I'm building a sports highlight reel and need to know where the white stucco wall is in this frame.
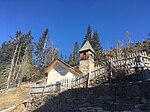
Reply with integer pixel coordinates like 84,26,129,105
47,65,75,85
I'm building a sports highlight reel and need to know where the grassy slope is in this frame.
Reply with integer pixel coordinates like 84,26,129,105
0,84,31,111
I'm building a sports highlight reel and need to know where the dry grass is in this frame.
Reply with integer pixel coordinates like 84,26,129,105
0,84,32,111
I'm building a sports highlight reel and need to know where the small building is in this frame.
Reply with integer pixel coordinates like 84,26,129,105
45,41,95,85
45,59,81,85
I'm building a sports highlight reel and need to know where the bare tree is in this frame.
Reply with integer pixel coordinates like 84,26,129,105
106,40,131,83
45,41,58,66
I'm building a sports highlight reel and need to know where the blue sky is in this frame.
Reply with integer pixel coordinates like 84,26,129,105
0,0,150,56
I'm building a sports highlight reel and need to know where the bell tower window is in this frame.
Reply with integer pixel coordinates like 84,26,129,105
83,53,86,59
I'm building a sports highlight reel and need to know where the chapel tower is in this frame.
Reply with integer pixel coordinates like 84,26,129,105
79,41,95,74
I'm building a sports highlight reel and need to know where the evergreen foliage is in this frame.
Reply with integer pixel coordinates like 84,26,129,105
0,29,59,89
82,25,92,46
34,28,49,78
34,28,48,68
81,25,104,64
59,54,64,61
73,42,79,65
68,53,73,65
92,31,103,53
0,27,150,89
0,31,37,88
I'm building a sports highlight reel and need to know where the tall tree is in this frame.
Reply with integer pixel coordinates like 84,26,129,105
82,25,92,46
68,53,73,65
92,31,103,54
81,25,104,64
73,42,79,65
6,43,19,88
92,31,103,64
35,28,48,78
0,41,13,62
59,54,63,61
45,41,58,66
5,31,36,88
15,31,36,86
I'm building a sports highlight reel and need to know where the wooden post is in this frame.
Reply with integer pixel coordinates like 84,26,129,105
86,73,89,88
43,85,45,95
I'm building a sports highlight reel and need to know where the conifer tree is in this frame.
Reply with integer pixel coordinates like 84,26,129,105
92,31,103,64
82,25,92,46
92,31,103,54
59,54,63,61
69,53,73,65
73,42,79,65
3,31,36,88
35,28,48,78
81,25,104,64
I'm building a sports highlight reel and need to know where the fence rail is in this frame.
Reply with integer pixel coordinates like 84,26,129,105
30,83,61,95
30,51,150,95
30,74,90,95
72,73,89,88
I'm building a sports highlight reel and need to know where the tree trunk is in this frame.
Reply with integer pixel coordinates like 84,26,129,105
40,37,47,78
14,62,22,84
6,44,18,89
17,46,28,87
12,44,22,84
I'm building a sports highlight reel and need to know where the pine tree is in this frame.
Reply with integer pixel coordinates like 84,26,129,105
92,31,103,54
35,28,48,78
73,42,79,65
0,41,13,62
82,25,92,46
59,54,63,61
3,31,36,88
81,25,104,64
81,25,103,54
92,31,103,64
69,53,73,65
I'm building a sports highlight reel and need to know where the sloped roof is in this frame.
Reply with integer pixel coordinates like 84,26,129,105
79,41,95,54
45,59,81,76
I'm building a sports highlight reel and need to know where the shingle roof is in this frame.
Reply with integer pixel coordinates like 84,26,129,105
79,41,95,54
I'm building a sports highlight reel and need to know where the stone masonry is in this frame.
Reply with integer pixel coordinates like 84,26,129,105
34,80,150,112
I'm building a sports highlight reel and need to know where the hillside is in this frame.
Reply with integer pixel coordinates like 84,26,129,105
0,84,32,111
34,80,150,112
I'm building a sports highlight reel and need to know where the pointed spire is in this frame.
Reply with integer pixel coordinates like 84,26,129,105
79,41,95,54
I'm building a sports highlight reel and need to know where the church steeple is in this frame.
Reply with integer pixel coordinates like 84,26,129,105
79,41,95,60
80,41,95,54
79,41,95,74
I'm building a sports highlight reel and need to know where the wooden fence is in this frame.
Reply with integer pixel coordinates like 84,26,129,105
29,74,89,95
108,51,150,69
90,66,109,85
30,51,150,95
30,83,61,95
71,73,89,88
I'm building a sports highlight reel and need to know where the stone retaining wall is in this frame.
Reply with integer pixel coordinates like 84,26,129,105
34,80,150,112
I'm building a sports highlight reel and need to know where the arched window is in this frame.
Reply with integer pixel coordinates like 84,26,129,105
82,53,86,59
